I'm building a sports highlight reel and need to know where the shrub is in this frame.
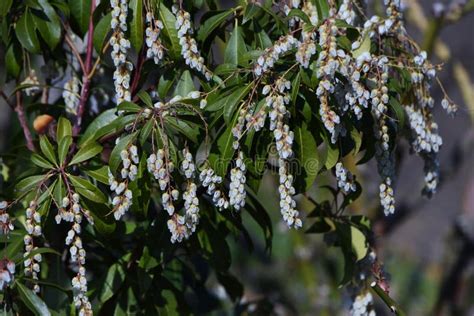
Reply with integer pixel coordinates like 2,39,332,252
0,0,457,314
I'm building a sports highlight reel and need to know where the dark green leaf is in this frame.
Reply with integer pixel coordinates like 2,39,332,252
0,0,12,17
100,263,126,303
68,174,107,203
83,165,110,185
93,12,112,53
69,142,102,165
129,0,143,51
158,4,180,59
57,117,72,140
79,108,118,146
68,0,92,35
31,154,54,169
5,44,21,77
224,22,247,66
16,281,51,316
295,125,319,191
40,136,58,166
173,70,195,97
117,101,142,113
15,11,41,53
109,132,137,175
197,9,233,42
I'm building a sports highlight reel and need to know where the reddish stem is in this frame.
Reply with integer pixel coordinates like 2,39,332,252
14,91,36,152
130,48,145,96
73,0,96,136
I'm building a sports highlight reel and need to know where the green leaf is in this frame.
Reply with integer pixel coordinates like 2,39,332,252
139,118,153,145
174,70,195,97
197,10,233,42
164,117,199,143
287,8,311,25
16,281,51,316
224,22,247,66
0,0,12,17
35,0,62,49
31,154,54,169
83,165,110,184
57,117,72,140
350,226,368,261
15,11,41,53
223,84,252,124
137,90,153,107
58,136,73,164
79,108,118,146
69,142,102,165
19,247,61,264
109,132,137,175
40,136,58,166
5,44,21,77
390,97,406,128
295,125,319,191
129,0,143,52
68,0,92,35
53,176,65,206
117,101,142,113
16,175,49,193
158,4,180,59
353,34,371,58
68,174,107,203
100,263,126,303
323,142,339,170
93,12,112,53
214,116,238,176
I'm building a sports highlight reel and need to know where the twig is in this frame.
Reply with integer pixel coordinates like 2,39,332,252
64,33,87,74
130,47,145,96
73,0,96,136
14,91,36,152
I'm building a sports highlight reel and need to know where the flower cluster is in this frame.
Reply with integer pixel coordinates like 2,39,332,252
63,76,80,115
345,52,372,119
109,144,138,220
181,149,199,234
24,201,42,293
350,290,376,316
229,151,246,211
147,149,173,191
283,0,301,28
441,98,457,116
262,78,301,228
335,162,357,193
295,30,317,68
145,12,165,64
167,213,188,243
254,35,298,76
21,70,40,96
173,6,212,80
0,201,14,235
338,0,356,25
110,0,133,104
316,18,349,142
406,105,442,154
62,193,92,315
405,104,443,196
0,258,15,291
199,167,229,210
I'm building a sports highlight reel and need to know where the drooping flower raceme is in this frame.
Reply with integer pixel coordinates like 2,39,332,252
110,0,133,105
63,76,81,115
24,201,42,293
173,5,212,80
